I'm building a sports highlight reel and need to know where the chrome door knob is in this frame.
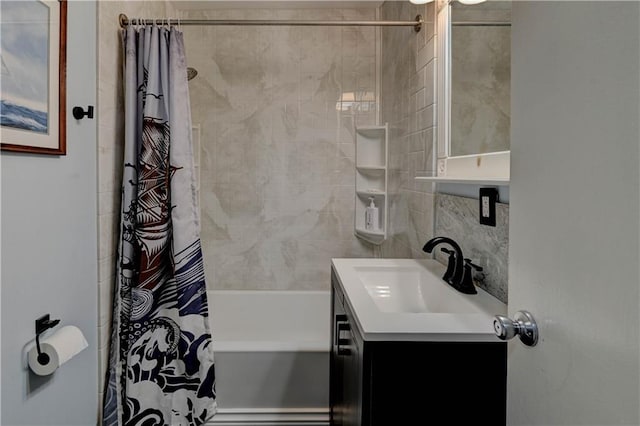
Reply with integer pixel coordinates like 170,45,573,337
493,310,538,347
493,315,518,340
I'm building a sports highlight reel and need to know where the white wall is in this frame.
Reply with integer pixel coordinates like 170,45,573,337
1,2,98,425
509,2,639,424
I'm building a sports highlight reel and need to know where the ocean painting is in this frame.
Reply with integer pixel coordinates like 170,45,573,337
0,1,50,134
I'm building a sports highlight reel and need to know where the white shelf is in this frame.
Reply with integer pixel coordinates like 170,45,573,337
355,123,388,245
356,190,386,197
354,125,387,131
355,227,386,245
355,227,385,237
415,176,510,186
356,165,386,171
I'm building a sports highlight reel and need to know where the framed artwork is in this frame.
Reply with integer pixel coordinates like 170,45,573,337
1,0,67,155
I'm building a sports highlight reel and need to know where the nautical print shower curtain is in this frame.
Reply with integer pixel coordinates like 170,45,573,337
102,25,216,426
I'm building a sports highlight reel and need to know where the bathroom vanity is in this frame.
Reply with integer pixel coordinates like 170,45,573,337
330,259,507,426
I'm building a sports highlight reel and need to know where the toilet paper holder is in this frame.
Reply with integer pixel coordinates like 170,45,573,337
35,314,60,366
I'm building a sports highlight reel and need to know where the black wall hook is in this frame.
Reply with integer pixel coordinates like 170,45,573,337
72,106,94,120
35,314,60,365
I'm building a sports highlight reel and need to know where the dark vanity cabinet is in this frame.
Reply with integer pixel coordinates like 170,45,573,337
330,270,364,426
330,270,507,426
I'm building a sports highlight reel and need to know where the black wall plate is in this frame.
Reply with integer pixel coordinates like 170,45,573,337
479,188,498,227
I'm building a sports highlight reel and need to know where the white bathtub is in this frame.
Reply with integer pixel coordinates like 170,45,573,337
207,290,331,425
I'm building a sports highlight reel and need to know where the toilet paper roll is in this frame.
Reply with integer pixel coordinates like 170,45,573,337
28,325,89,376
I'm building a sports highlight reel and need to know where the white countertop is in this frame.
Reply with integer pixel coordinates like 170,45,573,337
331,258,507,342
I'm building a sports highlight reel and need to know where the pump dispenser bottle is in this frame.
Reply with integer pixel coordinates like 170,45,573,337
365,197,379,231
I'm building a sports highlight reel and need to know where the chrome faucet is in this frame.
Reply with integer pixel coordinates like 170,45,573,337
422,237,479,294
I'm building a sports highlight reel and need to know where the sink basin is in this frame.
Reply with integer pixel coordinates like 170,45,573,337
331,258,507,342
357,266,486,314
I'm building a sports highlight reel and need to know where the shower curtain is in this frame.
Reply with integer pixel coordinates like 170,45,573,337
102,25,216,426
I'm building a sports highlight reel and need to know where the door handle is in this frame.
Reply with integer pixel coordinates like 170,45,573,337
493,310,539,347
336,322,351,356
334,314,347,345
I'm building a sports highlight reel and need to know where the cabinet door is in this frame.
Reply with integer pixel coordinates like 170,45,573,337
342,307,364,426
331,276,365,426
330,285,347,426
341,328,361,426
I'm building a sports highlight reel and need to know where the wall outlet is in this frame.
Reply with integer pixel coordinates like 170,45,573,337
479,188,498,226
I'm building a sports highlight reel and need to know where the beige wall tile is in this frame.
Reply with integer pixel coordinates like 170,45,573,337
181,6,379,291
98,255,115,284
381,0,437,256
98,279,114,328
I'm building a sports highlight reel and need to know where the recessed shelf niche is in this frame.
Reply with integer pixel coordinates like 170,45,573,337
354,124,388,245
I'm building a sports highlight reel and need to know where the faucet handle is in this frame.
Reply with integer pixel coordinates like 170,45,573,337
464,258,483,272
457,258,480,294
440,248,456,283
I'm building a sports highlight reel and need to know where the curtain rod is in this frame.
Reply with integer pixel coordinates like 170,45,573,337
118,14,424,33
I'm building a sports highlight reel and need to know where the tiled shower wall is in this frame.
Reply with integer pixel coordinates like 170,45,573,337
178,7,381,291
380,1,437,258
97,0,174,417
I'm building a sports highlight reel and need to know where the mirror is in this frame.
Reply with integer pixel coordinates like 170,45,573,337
450,2,511,157
436,0,511,180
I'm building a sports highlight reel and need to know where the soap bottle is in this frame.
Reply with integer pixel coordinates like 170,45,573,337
365,197,379,231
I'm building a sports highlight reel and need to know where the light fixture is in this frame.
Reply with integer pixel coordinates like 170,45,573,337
458,0,487,4
409,0,435,4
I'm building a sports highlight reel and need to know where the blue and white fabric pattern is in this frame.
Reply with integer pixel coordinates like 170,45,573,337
102,25,216,426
